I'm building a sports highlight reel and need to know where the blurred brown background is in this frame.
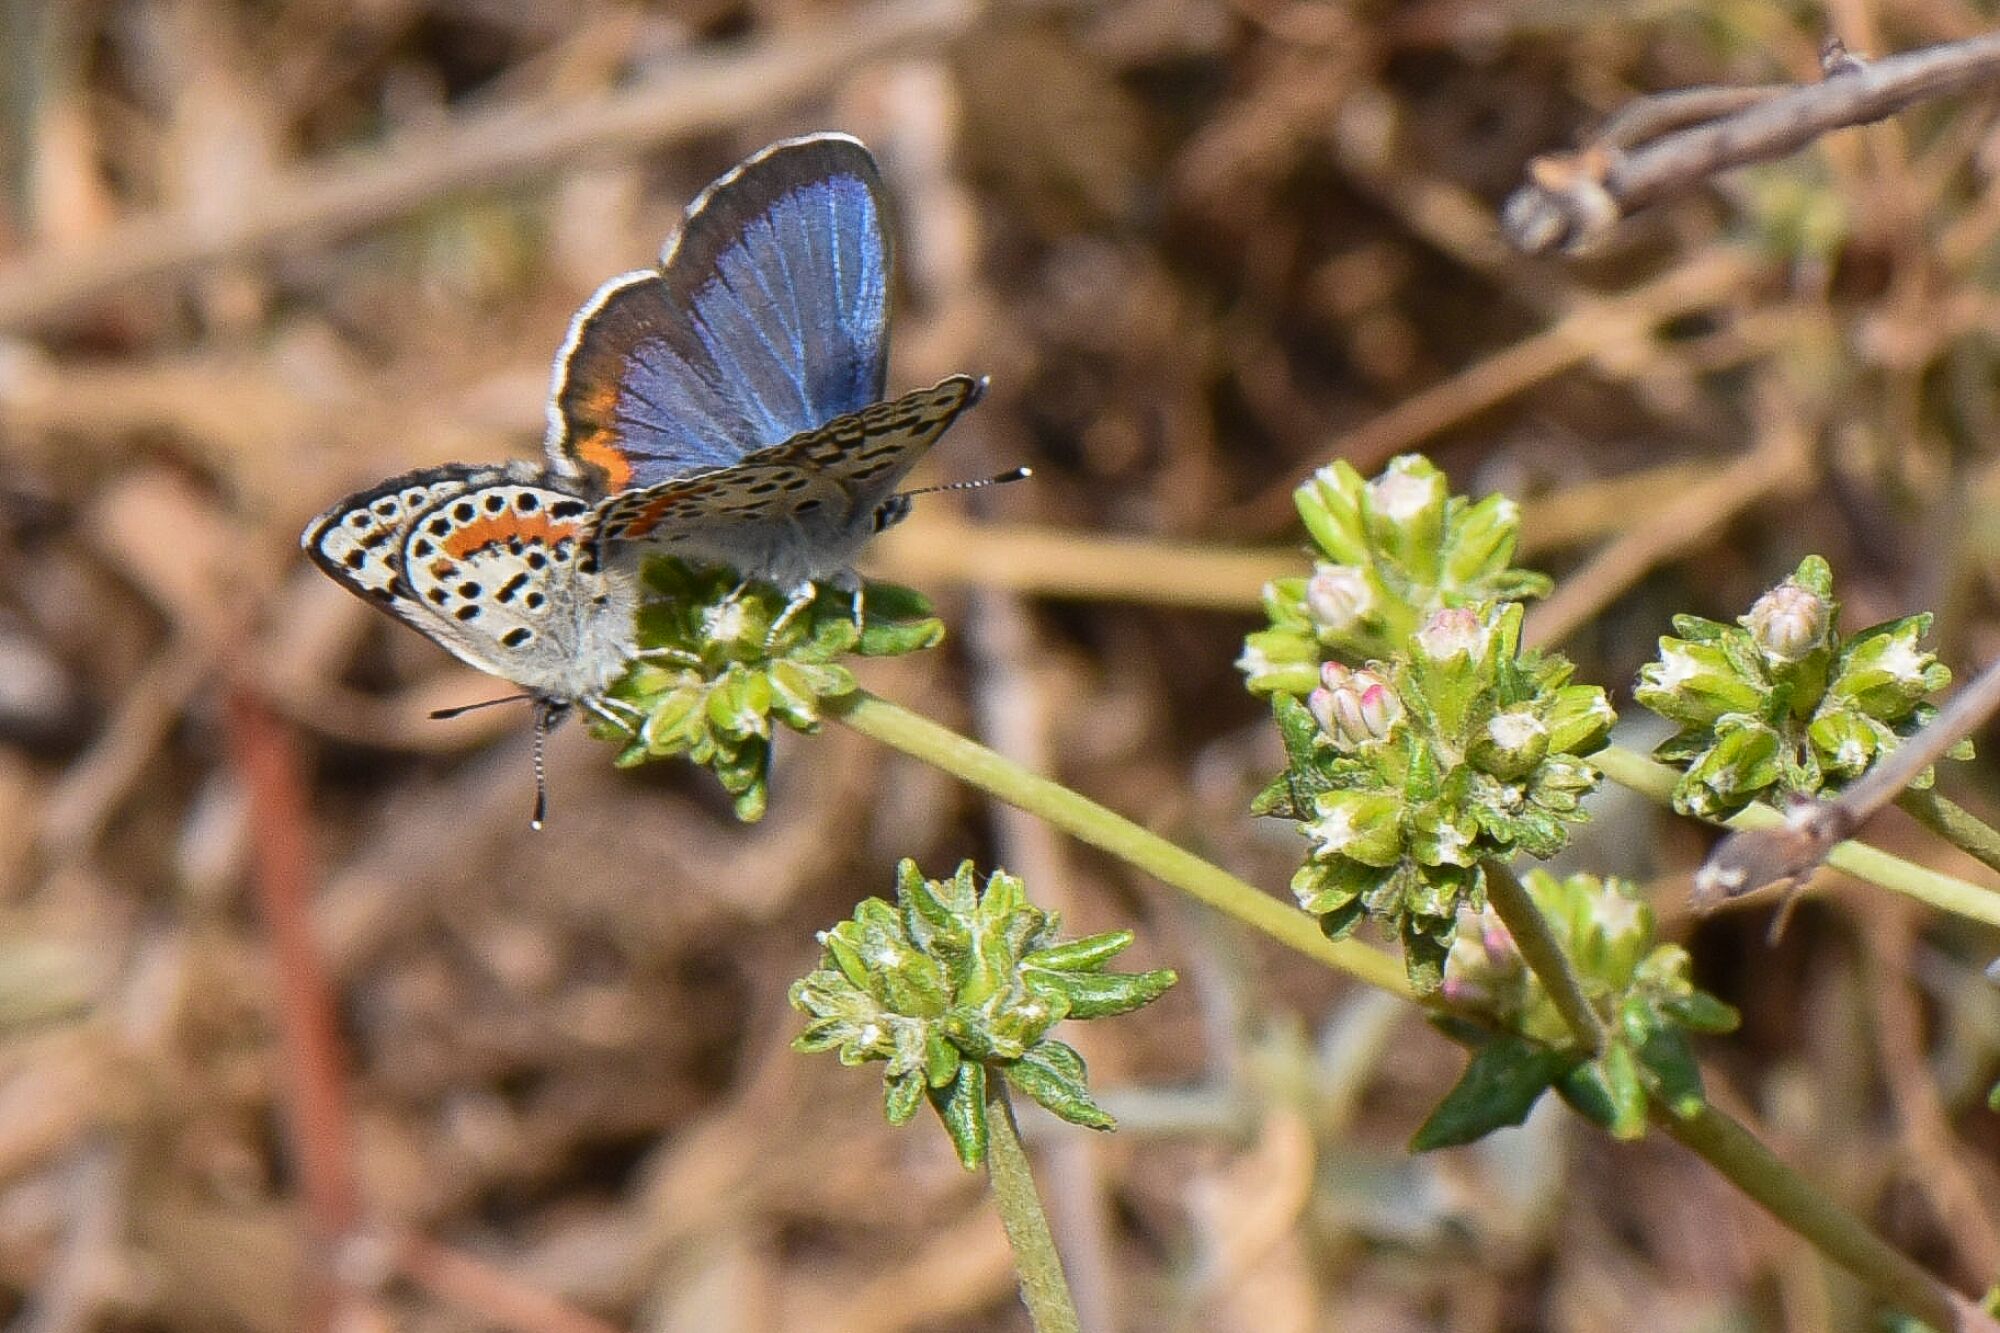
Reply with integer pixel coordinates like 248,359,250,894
0,0,1998,1329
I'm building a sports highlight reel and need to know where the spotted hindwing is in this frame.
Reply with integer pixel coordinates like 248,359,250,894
591,375,981,555
395,483,606,679
303,464,494,608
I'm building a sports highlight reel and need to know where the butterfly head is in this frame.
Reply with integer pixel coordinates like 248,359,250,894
877,466,1033,534
872,493,914,534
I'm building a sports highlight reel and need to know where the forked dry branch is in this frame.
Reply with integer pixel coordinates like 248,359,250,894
1505,31,2000,253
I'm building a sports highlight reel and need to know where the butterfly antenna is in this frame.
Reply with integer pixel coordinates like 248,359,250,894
896,466,1033,500
530,704,552,831
430,693,534,721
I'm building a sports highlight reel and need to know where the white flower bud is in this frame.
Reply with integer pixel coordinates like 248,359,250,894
1366,468,1438,523
1305,564,1376,631
1746,581,1830,663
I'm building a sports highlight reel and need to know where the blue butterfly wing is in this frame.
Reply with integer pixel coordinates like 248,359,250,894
545,133,891,493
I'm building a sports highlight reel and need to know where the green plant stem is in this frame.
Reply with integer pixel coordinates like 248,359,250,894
835,691,1996,1324
1595,746,2000,927
985,1082,1083,1333
1658,1102,1992,1332
1897,788,2000,879
831,690,1414,998
1480,859,1605,1054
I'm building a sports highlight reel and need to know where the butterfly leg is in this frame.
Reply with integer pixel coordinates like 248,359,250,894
582,695,643,733
632,646,705,669
820,567,866,628
765,579,821,646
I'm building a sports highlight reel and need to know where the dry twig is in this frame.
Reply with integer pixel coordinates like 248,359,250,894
1506,31,2000,253
1313,247,1756,478
1695,649,2000,904
0,0,971,330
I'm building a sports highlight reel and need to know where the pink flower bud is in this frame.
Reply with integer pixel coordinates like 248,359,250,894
1415,607,1486,661
1307,663,1402,748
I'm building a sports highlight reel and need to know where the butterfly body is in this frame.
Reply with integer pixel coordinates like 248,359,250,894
592,374,984,589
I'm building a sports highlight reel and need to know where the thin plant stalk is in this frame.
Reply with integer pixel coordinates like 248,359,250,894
829,690,1414,998
1658,1103,1999,1333
1480,858,1605,1054
1897,788,2000,879
985,1083,1084,1333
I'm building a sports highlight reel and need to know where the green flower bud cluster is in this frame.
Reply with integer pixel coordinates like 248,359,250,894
1255,603,1615,990
590,559,945,821
1239,455,1553,694
790,861,1177,1169
1416,871,1739,1150
1634,555,1963,821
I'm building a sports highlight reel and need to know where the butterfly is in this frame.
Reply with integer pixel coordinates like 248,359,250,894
302,132,989,822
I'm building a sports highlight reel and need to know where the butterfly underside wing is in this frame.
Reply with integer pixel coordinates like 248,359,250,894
592,375,982,588
305,468,638,705
305,467,486,603
546,133,892,495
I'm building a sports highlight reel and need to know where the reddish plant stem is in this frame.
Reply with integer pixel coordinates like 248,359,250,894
396,1235,629,1333
224,688,358,1330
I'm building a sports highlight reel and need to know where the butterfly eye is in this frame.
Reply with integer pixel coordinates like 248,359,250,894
872,495,912,533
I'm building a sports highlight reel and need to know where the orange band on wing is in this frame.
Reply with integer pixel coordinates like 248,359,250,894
440,512,580,559
610,477,724,541
563,379,635,490
612,496,672,540
574,427,634,490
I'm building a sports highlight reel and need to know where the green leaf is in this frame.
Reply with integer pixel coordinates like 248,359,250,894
1410,1035,1575,1151
1658,990,1740,1035
1636,1022,1706,1118
1239,630,1322,698
1048,967,1178,1019
822,927,873,991
934,1061,990,1170
1401,917,1452,994
1307,790,1405,866
1006,1042,1116,1130
1443,492,1521,584
1635,638,1766,726
859,613,947,656
924,1030,961,1088
1292,857,1376,921
1669,614,1734,643
792,1017,846,1054
885,1069,926,1125
726,779,765,822
1024,930,1133,973
1555,1058,1618,1131
1552,1038,1649,1141
1296,462,1370,566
